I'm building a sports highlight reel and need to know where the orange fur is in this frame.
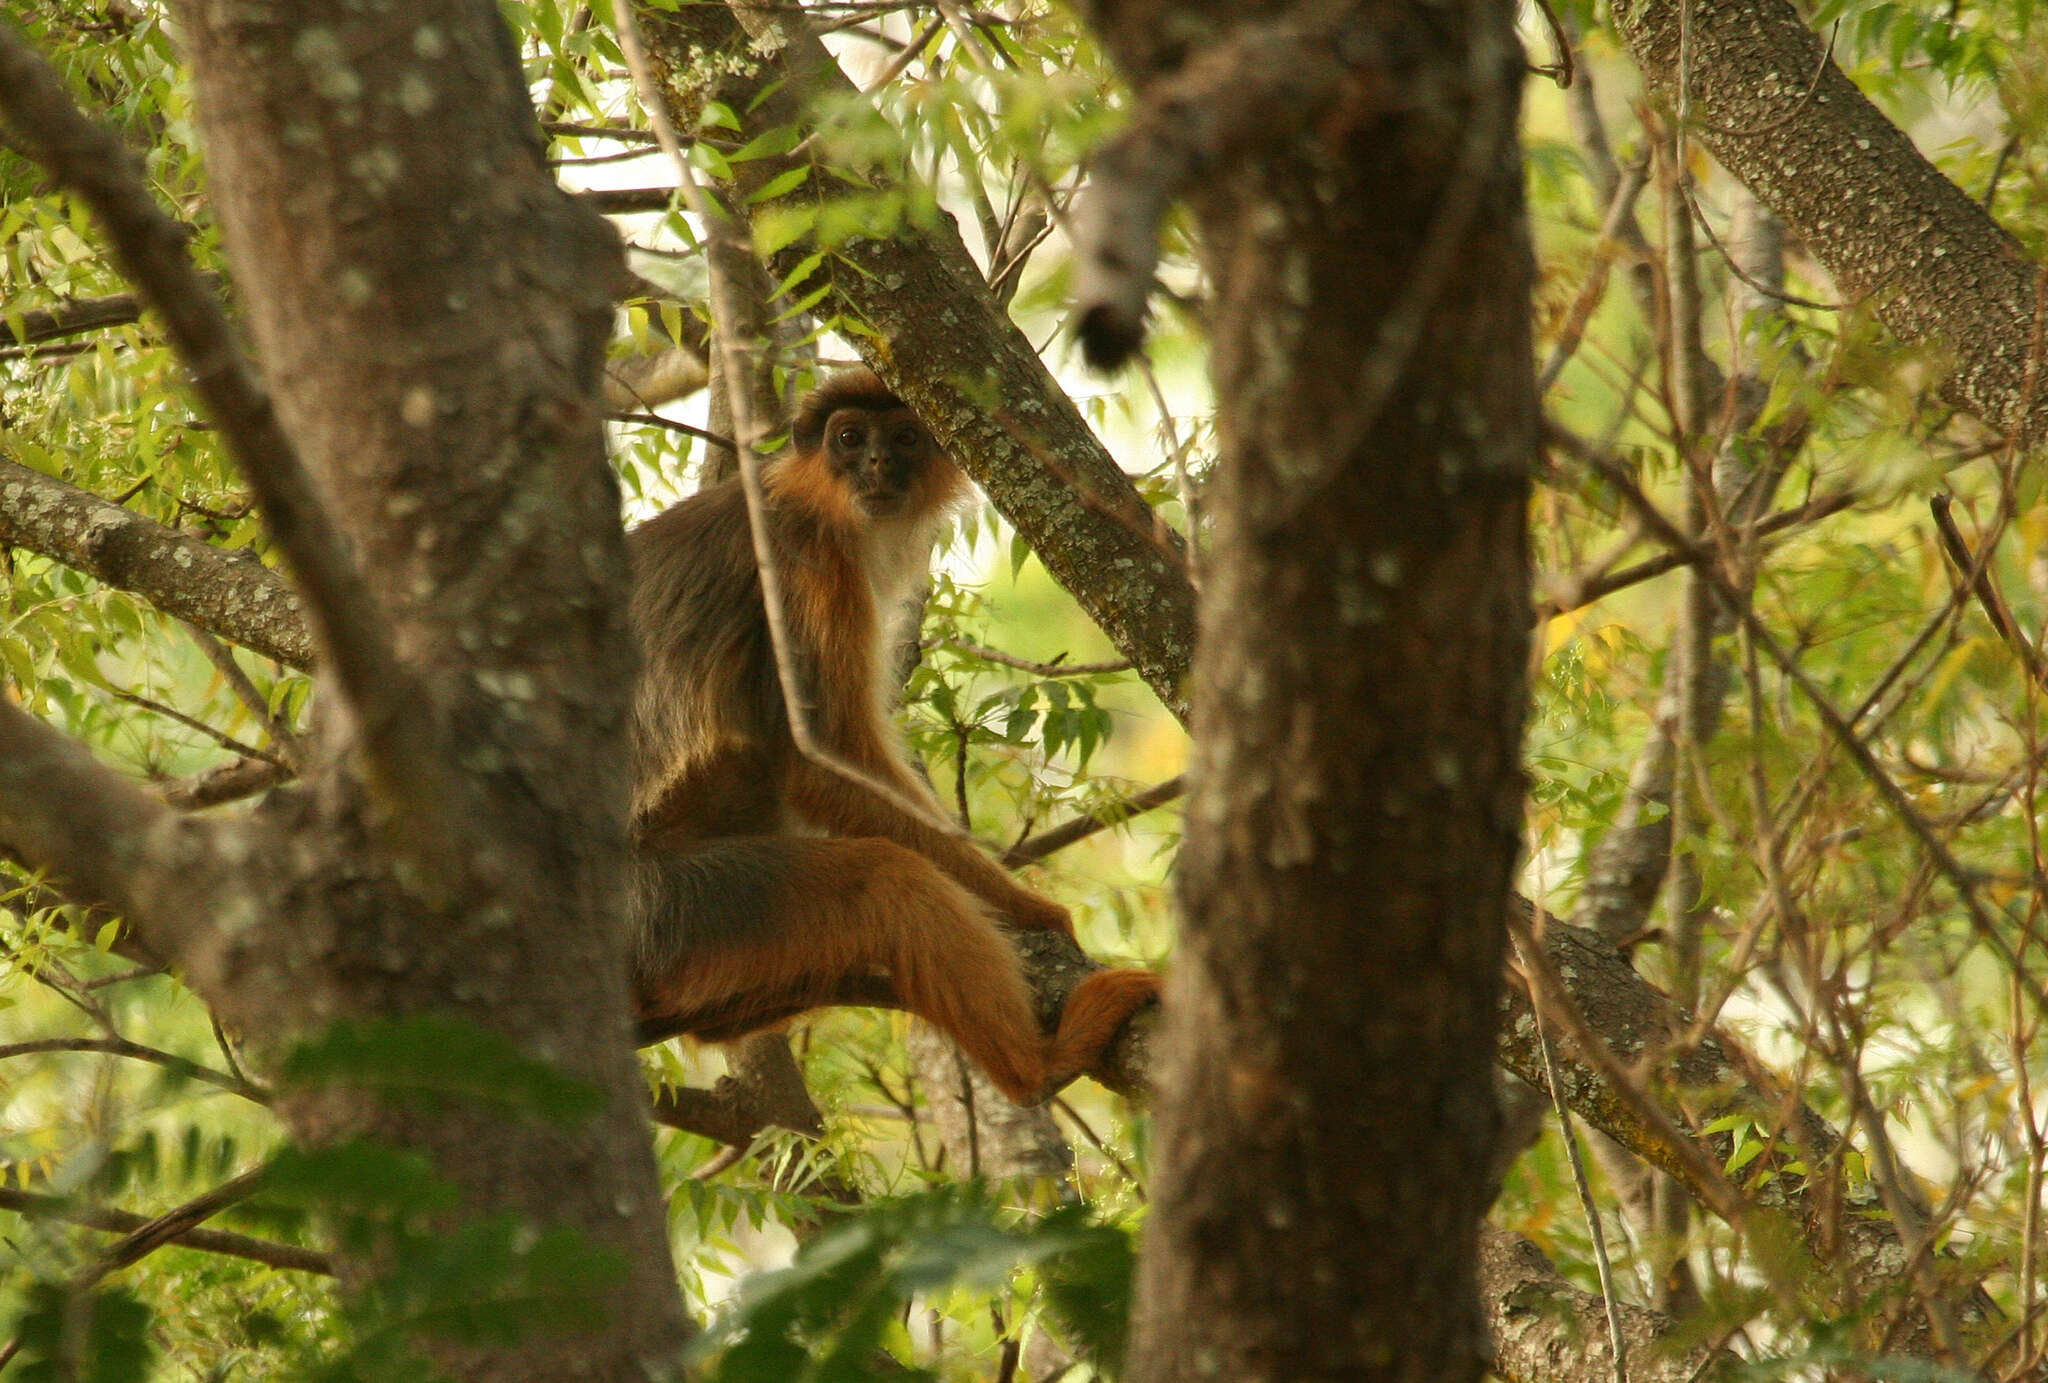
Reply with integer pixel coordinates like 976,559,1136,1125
628,369,1157,1102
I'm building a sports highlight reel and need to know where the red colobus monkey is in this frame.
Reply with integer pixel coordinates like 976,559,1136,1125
626,370,1158,1103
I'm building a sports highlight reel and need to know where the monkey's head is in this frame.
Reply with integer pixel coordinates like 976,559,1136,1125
789,369,963,520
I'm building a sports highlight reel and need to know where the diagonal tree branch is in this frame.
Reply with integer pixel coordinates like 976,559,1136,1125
0,452,312,669
0,1037,263,1102
0,697,242,983
1611,0,2048,443
0,1184,331,1276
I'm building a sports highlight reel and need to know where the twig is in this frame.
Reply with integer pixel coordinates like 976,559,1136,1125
70,1168,270,1288
1529,0,1575,87
0,1036,263,1101
609,410,739,452
1929,492,2048,693
1512,920,1628,1383
183,623,301,768
0,1184,329,1275
689,1141,753,1181
1538,155,1650,394
1689,21,1840,140
1049,1095,1144,1196
1002,775,1186,868
931,637,1132,678
859,13,946,91
112,690,284,768
1678,177,1841,312
543,120,658,144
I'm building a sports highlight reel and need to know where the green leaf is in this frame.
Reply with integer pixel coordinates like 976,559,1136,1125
749,163,811,205
9,1283,154,1383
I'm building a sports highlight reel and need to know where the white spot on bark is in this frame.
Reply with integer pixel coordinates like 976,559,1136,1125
294,29,363,103
397,70,436,116
400,387,437,428
477,669,538,703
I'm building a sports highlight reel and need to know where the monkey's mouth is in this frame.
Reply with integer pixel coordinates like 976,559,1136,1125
859,491,911,517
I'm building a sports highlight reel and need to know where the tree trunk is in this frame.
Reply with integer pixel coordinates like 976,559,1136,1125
1068,2,1537,1379
128,2,686,1375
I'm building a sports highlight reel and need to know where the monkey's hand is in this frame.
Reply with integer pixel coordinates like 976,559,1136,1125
1002,887,1073,937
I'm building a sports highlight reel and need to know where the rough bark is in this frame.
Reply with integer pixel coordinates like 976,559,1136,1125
1480,1225,1725,1383
1612,0,2048,443
1069,2,1537,1379
1,3,691,1378
0,450,311,669
906,1022,1074,1180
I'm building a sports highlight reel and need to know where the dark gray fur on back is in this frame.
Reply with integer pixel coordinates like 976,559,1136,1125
629,839,799,990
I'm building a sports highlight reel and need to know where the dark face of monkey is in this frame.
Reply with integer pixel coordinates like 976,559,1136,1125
822,405,934,517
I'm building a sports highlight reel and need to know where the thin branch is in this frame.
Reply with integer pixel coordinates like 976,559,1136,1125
543,120,658,144
111,690,285,768
1529,0,1575,87
1930,492,2048,693
70,1169,272,1288
183,623,302,769
608,410,738,452
0,1036,263,1101
0,1184,329,1275
1679,176,1841,312
577,186,682,214
0,29,445,833
930,637,1132,678
1511,927,1628,1383
1688,20,1839,140
1535,486,1858,621
1002,775,1185,868
858,13,945,92
1538,154,1651,394
1555,421,2048,1017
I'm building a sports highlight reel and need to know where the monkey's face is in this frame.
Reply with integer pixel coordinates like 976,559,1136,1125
823,405,934,517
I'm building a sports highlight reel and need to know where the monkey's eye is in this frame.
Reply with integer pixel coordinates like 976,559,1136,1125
837,428,863,449
891,425,921,449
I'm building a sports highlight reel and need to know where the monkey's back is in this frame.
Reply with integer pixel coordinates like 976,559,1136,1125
627,480,792,839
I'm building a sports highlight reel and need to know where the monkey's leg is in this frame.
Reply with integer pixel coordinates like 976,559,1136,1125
785,757,1075,937
632,838,1054,1103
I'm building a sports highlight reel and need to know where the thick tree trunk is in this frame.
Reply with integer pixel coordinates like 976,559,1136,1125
1070,3,1537,1379
149,3,687,1376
